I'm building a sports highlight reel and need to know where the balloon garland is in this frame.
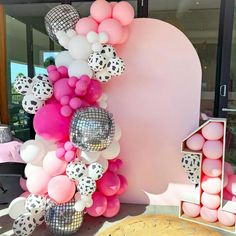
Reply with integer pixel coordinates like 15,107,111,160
9,1,133,235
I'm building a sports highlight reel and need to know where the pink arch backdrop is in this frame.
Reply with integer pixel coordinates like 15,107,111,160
104,18,202,205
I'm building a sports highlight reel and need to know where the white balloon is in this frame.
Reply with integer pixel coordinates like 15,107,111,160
20,140,46,165
92,42,103,52
99,100,107,109
66,29,76,38
97,157,108,173
8,197,27,219
55,51,74,67
115,125,122,141
74,200,85,212
81,151,100,164
85,198,93,208
24,164,43,178
55,30,66,39
87,31,98,43
68,35,92,60
59,36,69,49
22,94,44,114
102,141,120,160
98,32,109,44
35,134,56,149
68,59,93,78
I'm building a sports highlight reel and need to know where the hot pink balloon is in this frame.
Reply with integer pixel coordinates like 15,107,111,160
201,176,221,195
201,192,220,209
54,78,75,101
182,202,200,218
90,0,112,23
86,191,108,217
48,70,61,82
200,206,218,223
48,175,75,204
226,175,236,195
223,189,234,201
103,195,120,218
186,133,205,151
43,151,67,176
116,175,128,195
112,1,135,26
84,79,102,103
202,140,223,159
108,162,119,172
57,66,68,78
218,209,236,226
202,158,222,177
201,122,224,140
34,103,71,142
75,17,98,35
19,177,28,191
98,19,123,45
26,169,51,194
97,171,120,196
47,65,57,73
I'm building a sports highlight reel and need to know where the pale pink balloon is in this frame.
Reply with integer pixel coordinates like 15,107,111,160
201,192,220,209
110,1,117,8
224,173,228,188
182,202,200,218
202,158,222,177
26,169,51,194
202,140,223,159
226,175,236,195
54,78,75,101
201,176,221,195
20,191,30,198
225,162,234,175
19,177,28,191
90,0,112,23
103,195,120,218
86,191,108,217
112,1,135,26
98,19,123,45
48,175,75,204
218,209,236,226
186,133,205,151
200,206,218,223
43,151,67,176
116,175,128,195
118,26,129,44
201,122,224,141
75,17,98,35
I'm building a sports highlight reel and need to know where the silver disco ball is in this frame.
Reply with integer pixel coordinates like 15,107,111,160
70,107,115,152
45,199,83,236
45,4,80,42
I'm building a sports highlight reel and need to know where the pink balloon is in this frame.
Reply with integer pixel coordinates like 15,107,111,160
56,147,66,159
60,105,73,117
201,176,221,195
108,162,119,172
112,1,135,26
47,65,57,73
68,77,78,88
186,133,205,151
118,26,129,44
182,202,200,218
57,66,68,78
75,17,98,35
97,171,120,196
200,206,218,223
116,175,128,195
27,169,51,194
86,191,108,217
201,122,224,141
34,104,71,142
19,177,28,191
20,191,30,198
103,195,120,218
201,192,220,209
69,97,82,110
225,162,234,175
64,141,74,151
202,140,223,159
90,0,112,23
224,173,228,188
84,79,102,103
223,189,234,201
43,151,67,176
64,150,76,162
48,175,75,203
60,96,70,105
110,1,117,8
54,78,75,101
98,19,123,45
218,209,236,226
202,158,222,177
226,175,236,195
48,70,61,82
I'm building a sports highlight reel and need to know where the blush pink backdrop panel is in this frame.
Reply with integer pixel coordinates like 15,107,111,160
104,18,202,205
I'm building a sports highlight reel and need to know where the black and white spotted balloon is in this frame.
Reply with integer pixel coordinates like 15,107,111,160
77,176,96,196
14,76,33,95
181,153,200,173
106,57,125,76
66,160,88,181
187,170,200,184
13,212,37,236
100,44,117,59
88,52,107,72
88,162,103,180
33,74,50,84
25,194,47,215
95,69,112,83
32,81,53,101
22,94,45,114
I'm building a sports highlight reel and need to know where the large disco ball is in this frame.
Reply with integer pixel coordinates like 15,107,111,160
70,107,115,152
45,199,83,236
45,4,80,42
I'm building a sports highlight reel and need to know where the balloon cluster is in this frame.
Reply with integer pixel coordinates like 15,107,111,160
182,121,236,227
9,1,131,235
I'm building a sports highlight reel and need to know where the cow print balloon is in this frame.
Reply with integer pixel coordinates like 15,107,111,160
13,213,36,236
32,81,53,101
25,194,47,215
100,44,117,59
187,170,200,185
22,94,45,114
88,52,107,72
95,69,112,83
106,57,125,76
14,76,33,95
181,153,200,173
77,177,96,196
66,160,88,181
88,162,103,180
33,74,50,84
34,211,46,225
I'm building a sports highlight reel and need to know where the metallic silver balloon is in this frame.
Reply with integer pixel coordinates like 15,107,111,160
45,4,80,42
45,199,83,236
70,107,115,152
